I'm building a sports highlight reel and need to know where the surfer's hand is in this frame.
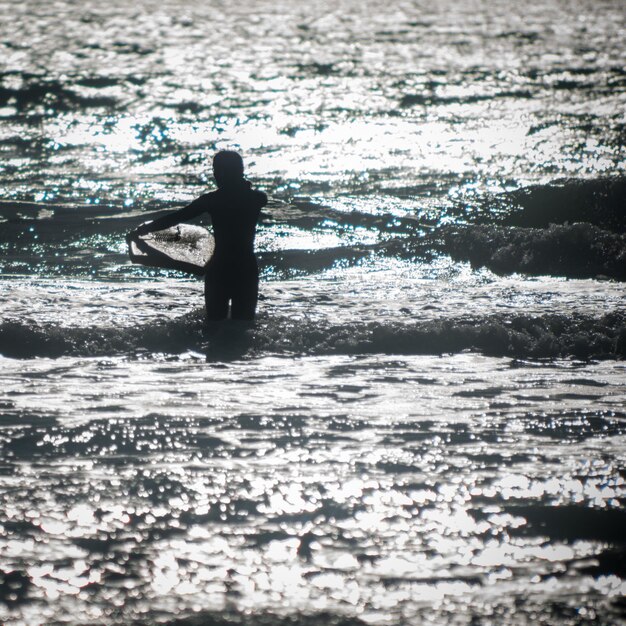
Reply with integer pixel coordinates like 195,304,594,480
134,222,153,237
127,224,148,243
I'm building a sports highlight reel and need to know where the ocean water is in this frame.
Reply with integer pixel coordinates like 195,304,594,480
1,0,625,624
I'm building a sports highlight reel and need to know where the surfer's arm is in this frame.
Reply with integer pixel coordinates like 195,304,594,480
133,195,211,235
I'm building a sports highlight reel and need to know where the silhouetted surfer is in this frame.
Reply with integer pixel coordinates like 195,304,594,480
131,151,267,320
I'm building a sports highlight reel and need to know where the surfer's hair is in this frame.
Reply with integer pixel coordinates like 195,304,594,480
213,150,244,178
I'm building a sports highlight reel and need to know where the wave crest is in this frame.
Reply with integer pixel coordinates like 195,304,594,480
1,312,624,361
443,223,626,280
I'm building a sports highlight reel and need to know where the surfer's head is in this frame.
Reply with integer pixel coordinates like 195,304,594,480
213,150,245,189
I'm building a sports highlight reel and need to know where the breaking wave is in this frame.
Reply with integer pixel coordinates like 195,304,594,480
1,311,624,361
441,177,626,280
443,223,626,280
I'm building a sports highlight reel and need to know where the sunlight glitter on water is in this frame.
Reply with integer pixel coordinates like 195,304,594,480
1,0,626,623
1,351,626,623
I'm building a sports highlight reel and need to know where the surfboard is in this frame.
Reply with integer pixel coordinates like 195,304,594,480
127,222,214,276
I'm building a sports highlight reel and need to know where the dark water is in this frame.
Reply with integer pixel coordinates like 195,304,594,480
1,0,625,624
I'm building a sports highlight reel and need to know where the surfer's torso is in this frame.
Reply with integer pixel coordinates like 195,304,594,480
202,182,266,263
199,181,266,320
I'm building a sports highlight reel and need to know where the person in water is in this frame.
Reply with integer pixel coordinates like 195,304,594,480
131,150,267,320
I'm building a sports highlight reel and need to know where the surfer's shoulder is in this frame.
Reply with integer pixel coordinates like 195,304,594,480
198,190,220,210
239,179,266,207
252,188,268,208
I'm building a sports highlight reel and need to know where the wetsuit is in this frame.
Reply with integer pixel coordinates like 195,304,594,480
138,180,267,320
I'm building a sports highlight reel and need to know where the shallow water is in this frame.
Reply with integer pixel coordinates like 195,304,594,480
1,354,626,625
1,0,625,624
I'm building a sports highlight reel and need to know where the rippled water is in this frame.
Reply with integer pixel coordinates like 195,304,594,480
1,0,625,624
